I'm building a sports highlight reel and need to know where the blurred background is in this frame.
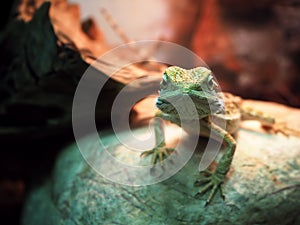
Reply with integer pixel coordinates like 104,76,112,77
0,0,299,224
70,0,300,107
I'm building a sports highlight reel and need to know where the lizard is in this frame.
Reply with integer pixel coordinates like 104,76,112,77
140,65,298,206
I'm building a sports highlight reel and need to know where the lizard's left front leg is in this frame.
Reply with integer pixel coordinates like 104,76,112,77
195,119,236,206
140,116,175,165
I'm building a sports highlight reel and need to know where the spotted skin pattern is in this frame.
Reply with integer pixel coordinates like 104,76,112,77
141,66,297,205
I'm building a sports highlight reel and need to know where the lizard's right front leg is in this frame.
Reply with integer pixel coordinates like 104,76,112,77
140,116,174,165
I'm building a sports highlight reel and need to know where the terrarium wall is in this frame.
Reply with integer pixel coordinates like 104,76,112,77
71,0,300,107
1,0,300,224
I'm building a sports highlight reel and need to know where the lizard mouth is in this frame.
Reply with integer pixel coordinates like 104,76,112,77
156,98,168,109
156,98,178,114
156,98,163,106
157,97,225,114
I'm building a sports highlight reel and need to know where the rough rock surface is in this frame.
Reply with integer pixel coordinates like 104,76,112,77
22,100,300,225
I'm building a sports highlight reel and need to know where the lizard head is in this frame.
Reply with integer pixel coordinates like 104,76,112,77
156,66,224,118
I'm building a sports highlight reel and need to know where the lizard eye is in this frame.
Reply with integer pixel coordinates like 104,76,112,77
161,77,167,87
207,76,217,91
161,73,168,87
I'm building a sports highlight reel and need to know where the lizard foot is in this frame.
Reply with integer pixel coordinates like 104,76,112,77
262,123,300,137
140,145,175,166
194,170,225,206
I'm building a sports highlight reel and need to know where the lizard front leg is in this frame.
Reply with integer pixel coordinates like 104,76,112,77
140,116,174,165
195,118,236,206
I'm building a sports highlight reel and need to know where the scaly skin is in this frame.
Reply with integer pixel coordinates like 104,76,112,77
141,66,229,205
141,66,298,205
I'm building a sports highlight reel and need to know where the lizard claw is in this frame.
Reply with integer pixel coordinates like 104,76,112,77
199,169,213,176
141,146,175,166
262,122,300,137
194,171,225,206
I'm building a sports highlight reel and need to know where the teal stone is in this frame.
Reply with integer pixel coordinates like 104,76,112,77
22,101,300,225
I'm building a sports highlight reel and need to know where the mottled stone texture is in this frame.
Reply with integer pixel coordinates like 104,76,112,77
22,100,300,225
